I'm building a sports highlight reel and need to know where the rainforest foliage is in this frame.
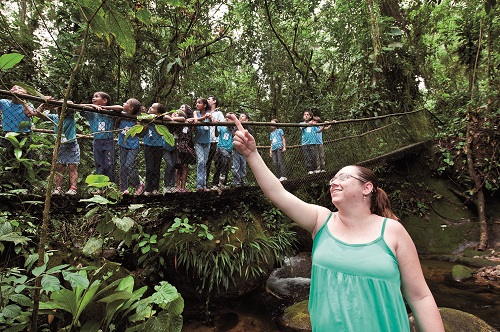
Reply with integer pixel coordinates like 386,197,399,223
0,0,499,330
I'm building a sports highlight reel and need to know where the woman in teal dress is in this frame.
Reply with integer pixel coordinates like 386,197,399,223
229,114,444,332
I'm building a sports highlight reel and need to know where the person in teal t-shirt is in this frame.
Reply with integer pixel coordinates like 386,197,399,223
103,98,144,195
229,114,444,332
80,91,117,184
211,112,234,190
300,110,319,174
34,100,80,195
269,119,287,181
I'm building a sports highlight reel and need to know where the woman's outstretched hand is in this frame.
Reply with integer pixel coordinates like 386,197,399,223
227,113,256,157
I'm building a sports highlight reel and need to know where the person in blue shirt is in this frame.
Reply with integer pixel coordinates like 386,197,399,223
300,111,320,174
141,103,167,195
311,116,331,173
34,99,80,195
80,91,117,183
0,85,35,134
191,98,212,191
211,112,235,190
269,119,287,181
232,112,253,186
103,98,144,195
0,85,36,188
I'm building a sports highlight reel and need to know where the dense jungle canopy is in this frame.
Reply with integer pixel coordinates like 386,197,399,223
0,0,496,119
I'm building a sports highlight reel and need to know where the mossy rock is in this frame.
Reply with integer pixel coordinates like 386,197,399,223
451,264,475,282
409,307,498,332
279,303,498,332
279,300,312,332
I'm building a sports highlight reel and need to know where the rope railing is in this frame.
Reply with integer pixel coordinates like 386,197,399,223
0,90,436,197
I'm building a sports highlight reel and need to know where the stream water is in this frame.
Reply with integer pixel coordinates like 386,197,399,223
182,258,500,331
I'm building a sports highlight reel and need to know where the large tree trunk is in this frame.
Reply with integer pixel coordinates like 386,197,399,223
466,111,488,250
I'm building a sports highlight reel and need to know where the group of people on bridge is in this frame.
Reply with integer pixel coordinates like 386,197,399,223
1,86,330,196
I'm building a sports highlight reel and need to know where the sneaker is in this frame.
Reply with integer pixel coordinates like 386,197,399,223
308,171,314,175
66,187,77,195
279,177,288,181
52,187,62,195
163,187,176,194
122,189,130,195
134,183,145,195
314,170,321,173
320,169,326,173
211,185,219,191
218,183,229,190
143,191,151,196
151,190,159,195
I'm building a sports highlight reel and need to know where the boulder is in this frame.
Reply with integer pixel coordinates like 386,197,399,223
278,300,311,332
451,264,475,282
409,307,498,332
263,253,311,313
279,303,498,332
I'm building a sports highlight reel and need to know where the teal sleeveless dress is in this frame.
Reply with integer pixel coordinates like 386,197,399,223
309,213,410,331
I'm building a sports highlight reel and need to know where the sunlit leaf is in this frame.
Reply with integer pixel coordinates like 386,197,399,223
0,53,24,70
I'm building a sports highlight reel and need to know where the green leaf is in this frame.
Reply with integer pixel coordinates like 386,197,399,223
98,290,133,304
1,304,22,318
138,113,155,121
85,174,112,186
14,148,22,160
116,275,135,292
143,311,183,332
82,237,103,256
80,319,101,332
0,221,13,235
75,280,102,323
63,271,90,290
79,0,107,38
32,264,47,277
150,282,183,314
4,133,20,148
49,289,78,314
0,53,24,70
135,8,152,25
9,293,32,307
80,195,112,205
154,124,174,147
388,27,403,36
113,216,135,232
0,233,30,245
124,124,144,143
46,264,71,274
104,8,136,56
41,274,62,293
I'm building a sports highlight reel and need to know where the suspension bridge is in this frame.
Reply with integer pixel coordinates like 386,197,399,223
0,91,436,211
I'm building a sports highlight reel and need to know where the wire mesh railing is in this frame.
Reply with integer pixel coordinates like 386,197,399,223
0,90,436,197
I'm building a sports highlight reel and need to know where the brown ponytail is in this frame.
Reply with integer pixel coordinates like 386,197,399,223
354,166,399,221
371,187,399,221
